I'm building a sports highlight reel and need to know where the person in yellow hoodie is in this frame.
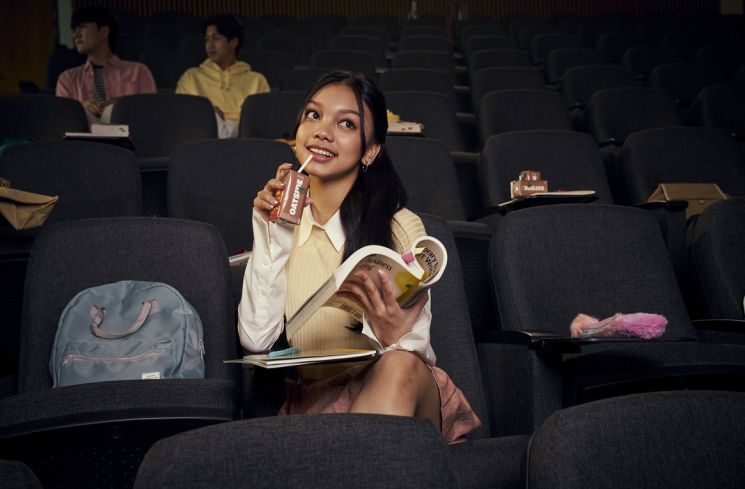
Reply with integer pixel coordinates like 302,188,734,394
176,14,269,138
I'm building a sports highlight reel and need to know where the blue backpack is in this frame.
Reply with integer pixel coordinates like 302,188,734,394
50,280,205,387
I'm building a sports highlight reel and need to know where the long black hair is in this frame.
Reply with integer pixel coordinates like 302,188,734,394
294,71,408,261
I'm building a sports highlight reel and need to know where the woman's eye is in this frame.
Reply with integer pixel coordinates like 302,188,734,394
339,119,356,129
304,109,320,120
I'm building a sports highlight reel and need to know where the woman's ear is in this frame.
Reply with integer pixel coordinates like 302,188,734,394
362,142,381,166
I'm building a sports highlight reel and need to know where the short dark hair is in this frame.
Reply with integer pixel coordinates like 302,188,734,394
201,14,244,53
70,6,119,52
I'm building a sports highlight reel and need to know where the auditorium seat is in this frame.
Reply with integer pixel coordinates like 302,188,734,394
688,82,745,138
139,49,202,91
328,35,387,71
386,137,494,335
471,67,546,112
480,204,745,434
179,33,204,53
339,25,393,48
516,23,554,50
615,127,745,206
110,93,217,216
378,68,460,113
504,15,542,39
385,91,469,152
110,93,217,168
477,130,613,211
459,24,507,49
614,126,745,293
398,35,453,56
400,25,448,39
595,32,646,64
0,141,142,399
310,49,377,79
134,414,459,489
649,62,718,108
0,94,88,142
391,50,456,82
305,14,347,34
526,390,745,489
256,35,314,67
622,45,686,82
278,67,330,92
694,44,745,82
586,87,683,154
277,25,330,51
689,198,745,332
239,49,294,89
545,47,608,85
477,89,573,148
355,14,399,41
529,33,581,67
468,49,532,84
561,65,636,131
167,138,295,306
464,37,519,65
239,91,306,140
0,217,238,489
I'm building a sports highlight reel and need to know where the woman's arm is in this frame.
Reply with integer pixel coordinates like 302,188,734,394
340,268,436,365
237,163,298,352
236,209,294,352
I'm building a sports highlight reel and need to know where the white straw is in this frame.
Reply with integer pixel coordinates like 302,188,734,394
298,154,313,173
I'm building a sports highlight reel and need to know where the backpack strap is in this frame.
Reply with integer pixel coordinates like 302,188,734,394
89,298,160,339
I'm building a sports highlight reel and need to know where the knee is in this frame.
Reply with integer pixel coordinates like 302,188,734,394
372,350,429,389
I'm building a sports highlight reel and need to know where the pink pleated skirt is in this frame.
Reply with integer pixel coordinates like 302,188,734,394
279,360,481,444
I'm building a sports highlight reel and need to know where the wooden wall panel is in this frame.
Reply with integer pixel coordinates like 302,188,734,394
0,0,56,94
73,0,720,22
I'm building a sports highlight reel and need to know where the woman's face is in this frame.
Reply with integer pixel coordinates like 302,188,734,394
295,83,380,182
204,25,237,67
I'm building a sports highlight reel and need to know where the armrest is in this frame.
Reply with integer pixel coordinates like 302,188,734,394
693,319,745,333
478,329,695,355
597,138,620,149
451,151,479,165
632,200,688,212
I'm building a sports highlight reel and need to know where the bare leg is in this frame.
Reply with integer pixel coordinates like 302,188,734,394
349,350,441,430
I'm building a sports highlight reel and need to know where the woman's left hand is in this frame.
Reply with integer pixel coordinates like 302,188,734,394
338,269,428,347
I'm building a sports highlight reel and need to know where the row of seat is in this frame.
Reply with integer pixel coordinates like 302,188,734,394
2,133,743,335
4,389,745,489
2,88,743,219
2,197,745,487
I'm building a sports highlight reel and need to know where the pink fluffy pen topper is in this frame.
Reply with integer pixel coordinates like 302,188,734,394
570,313,668,340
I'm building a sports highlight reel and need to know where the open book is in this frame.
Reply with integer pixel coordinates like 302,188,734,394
224,348,377,369
285,235,447,340
64,124,135,150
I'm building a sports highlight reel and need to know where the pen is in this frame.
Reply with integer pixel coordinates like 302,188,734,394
268,347,300,358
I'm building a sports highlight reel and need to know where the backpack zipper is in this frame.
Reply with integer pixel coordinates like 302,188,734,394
62,348,168,367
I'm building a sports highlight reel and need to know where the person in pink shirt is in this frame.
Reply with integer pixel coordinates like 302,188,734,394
56,6,156,123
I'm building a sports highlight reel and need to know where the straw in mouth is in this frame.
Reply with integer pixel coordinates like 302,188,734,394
298,154,313,173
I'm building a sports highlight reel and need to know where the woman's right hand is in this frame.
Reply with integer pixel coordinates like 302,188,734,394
254,163,293,221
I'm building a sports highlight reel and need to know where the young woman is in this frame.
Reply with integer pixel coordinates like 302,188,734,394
237,71,480,443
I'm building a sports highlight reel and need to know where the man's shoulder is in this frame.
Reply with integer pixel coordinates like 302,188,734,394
59,63,87,79
112,57,151,72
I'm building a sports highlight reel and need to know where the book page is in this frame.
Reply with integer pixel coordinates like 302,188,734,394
284,236,447,340
224,348,377,368
325,253,424,321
